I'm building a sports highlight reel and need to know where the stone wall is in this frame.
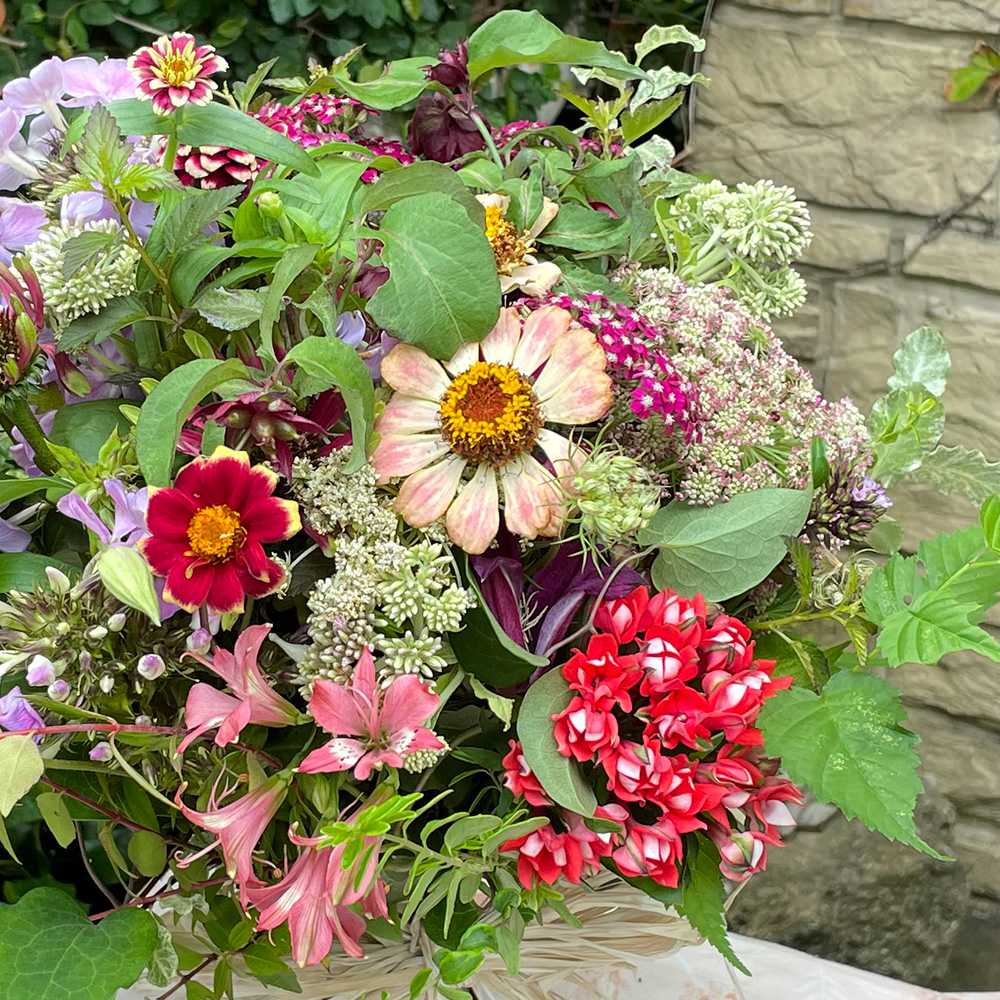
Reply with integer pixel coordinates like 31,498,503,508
687,0,1000,985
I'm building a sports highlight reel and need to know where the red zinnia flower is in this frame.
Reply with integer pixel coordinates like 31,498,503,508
140,446,300,614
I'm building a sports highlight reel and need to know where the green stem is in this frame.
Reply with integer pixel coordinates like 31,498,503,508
161,128,179,174
6,396,58,474
750,609,843,632
470,111,504,170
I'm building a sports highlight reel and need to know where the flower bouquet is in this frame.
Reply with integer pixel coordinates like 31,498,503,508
0,13,999,1000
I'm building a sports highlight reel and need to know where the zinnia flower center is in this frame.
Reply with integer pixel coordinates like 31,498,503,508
159,52,199,86
483,205,531,273
439,361,541,465
187,504,246,562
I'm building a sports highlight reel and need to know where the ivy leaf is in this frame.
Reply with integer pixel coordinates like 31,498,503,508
638,488,812,602
634,24,706,65
887,326,950,397
136,358,248,486
368,193,500,360
468,11,644,83
911,445,1000,504
876,591,1000,667
284,335,375,473
868,385,944,485
516,668,596,817
0,888,157,1000
678,835,749,975
759,672,947,859
144,921,178,989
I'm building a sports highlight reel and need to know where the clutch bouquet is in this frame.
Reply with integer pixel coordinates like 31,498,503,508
0,12,998,1000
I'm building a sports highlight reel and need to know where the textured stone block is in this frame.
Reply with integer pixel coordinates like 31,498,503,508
691,12,1000,220
823,283,899,404
801,206,891,271
904,230,1000,294
844,0,1000,33
744,0,834,11
894,649,1000,728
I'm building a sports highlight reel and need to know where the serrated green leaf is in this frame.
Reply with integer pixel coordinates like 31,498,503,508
639,488,812,602
982,496,1000,551
912,445,1000,504
62,229,119,279
0,888,157,1000
0,736,43,817
59,295,148,352
753,631,828,689
887,326,950,397
759,672,947,858
516,668,596,817
135,358,247,486
679,835,749,975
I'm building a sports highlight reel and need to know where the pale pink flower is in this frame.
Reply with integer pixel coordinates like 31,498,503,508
128,32,228,116
178,624,301,754
176,774,287,893
372,306,612,553
247,824,388,967
298,648,443,780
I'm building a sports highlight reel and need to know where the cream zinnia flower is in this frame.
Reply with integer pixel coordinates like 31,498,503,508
372,306,612,554
477,193,561,296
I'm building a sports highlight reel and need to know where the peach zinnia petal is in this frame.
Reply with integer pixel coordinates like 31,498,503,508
499,457,550,539
379,344,450,400
538,428,587,487
480,308,522,366
511,306,571,377
395,456,466,527
445,464,499,554
535,329,612,424
444,341,479,377
371,433,449,483
375,395,440,436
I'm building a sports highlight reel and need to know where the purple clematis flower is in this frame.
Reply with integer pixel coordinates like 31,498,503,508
0,197,46,265
61,57,137,107
0,686,44,734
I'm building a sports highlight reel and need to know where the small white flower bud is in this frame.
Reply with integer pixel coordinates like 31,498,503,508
55,621,71,636
45,566,71,594
78,650,92,671
26,655,55,687
137,653,165,680
107,612,127,632
87,625,109,642
99,674,115,693
47,679,70,701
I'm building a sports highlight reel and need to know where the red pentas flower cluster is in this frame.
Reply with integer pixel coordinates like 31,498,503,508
501,586,802,890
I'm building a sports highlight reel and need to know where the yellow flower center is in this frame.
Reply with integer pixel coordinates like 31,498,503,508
159,52,199,87
187,504,246,562
439,361,542,466
483,205,532,274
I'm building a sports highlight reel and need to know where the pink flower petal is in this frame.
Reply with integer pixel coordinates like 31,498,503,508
380,344,449,400
535,330,612,424
298,738,367,774
511,306,571,377
395,456,466,527
499,457,550,539
309,678,368,737
480,308,521,366
375,395,440,436
380,675,440,736
371,433,449,483
445,464,499,554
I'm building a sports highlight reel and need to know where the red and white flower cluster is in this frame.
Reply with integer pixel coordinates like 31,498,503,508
501,586,802,889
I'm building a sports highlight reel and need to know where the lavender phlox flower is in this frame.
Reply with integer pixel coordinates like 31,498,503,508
61,58,137,107
0,198,46,265
2,58,69,129
0,685,43,734
57,478,148,547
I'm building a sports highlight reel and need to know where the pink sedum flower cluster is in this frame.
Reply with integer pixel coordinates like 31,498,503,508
501,586,802,889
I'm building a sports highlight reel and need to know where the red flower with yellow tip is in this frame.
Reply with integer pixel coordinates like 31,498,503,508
139,447,300,614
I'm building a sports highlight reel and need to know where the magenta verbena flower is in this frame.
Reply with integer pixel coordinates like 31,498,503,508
128,32,228,116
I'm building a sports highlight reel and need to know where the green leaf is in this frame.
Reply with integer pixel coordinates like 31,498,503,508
639,488,812,602
243,938,301,993
49,400,129,464
679,835,749,975
887,326,950,396
127,830,167,878
359,161,481,221
982,496,1000,551
759,672,947,858
516,668,597,817
332,56,433,110
634,24,706,65
632,67,707,110
136,358,247,486
449,557,547,687
911,445,1000,504
0,736,43,817
193,287,268,332
258,244,319,361
0,477,71,505
467,677,513,730
59,295,148,351
146,186,243,266
435,947,484,985
868,386,944,485
0,553,78,592
867,516,904,554
620,93,684,146
35,792,75,848
753,632,828,690
145,921,179,989
179,102,317,175
368,192,500,359
61,229,118,279
549,256,622,300
535,202,628,252
0,888,157,1000
456,159,504,191
876,591,1000,667
270,157,367,242
468,11,644,83
284,335,375,473
107,98,163,136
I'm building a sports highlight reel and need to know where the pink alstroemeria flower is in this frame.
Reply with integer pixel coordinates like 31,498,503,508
176,773,287,893
178,624,301,753
298,648,443,780
247,826,388,967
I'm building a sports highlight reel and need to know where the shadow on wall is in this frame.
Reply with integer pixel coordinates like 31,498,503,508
687,0,1000,990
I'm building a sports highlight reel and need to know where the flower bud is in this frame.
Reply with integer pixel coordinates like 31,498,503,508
95,545,162,626
137,653,165,680
78,650,92,671
54,621,71,636
257,191,284,219
187,628,212,654
107,612,127,633
47,678,70,701
135,715,152,726
45,566,71,594
87,625,108,642
26,655,55,687
99,674,115,694
89,742,112,762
